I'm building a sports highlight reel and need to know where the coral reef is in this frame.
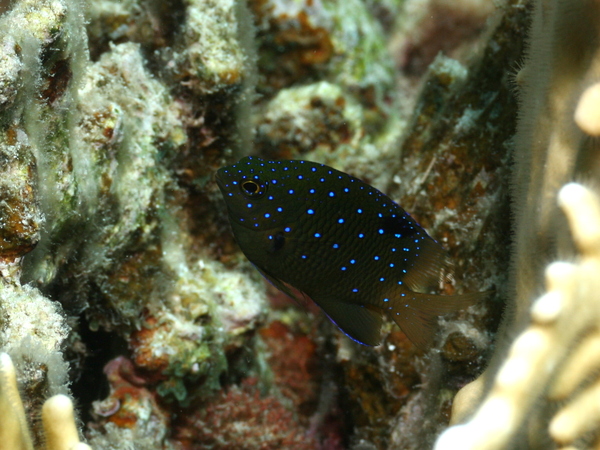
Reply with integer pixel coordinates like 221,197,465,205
3,0,595,448
1,0,262,446
172,377,321,450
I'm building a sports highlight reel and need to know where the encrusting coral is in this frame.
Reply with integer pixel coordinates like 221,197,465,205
0,352,91,450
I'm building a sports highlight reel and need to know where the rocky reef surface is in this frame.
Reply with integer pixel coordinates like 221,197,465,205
1,0,597,449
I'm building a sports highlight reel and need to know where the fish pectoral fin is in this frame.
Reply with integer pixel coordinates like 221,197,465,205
388,291,487,349
254,265,308,306
315,297,383,346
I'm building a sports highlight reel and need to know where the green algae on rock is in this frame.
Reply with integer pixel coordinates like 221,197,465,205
0,131,40,263
254,81,365,159
251,0,402,186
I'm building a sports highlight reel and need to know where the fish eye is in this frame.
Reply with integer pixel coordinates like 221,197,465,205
240,180,266,197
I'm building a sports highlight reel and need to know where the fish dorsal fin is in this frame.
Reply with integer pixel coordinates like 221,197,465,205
315,296,383,346
386,290,486,349
402,238,451,292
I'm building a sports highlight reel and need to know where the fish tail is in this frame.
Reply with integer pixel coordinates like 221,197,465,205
387,291,487,349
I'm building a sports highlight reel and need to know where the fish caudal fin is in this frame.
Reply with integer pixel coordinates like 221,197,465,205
387,291,486,349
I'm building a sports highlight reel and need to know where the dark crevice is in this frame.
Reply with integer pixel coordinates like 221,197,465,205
69,315,129,424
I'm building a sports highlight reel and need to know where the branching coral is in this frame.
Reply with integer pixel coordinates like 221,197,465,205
574,82,600,137
0,352,32,450
42,395,93,450
435,0,600,447
436,183,600,449
0,353,91,450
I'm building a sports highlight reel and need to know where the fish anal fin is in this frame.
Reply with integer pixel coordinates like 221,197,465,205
256,266,383,345
315,297,383,346
392,307,439,350
386,290,487,349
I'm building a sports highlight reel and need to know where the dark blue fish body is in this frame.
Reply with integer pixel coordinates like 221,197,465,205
216,156,483,348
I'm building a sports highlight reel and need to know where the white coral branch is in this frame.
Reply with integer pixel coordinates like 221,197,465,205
0,353,92,450
0,352,34,450
435,183,600,449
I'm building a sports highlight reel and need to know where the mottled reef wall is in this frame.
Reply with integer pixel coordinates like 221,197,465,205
1,0,598,449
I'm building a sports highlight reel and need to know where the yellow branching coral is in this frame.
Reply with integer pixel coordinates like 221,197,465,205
0,353,92,450
574,82,600,137
42,395,93,450
435,182,600,449
548,184,600,446
435,0,600,445
0,352,33,450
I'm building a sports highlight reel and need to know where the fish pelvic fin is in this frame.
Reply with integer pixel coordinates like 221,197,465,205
386,290,487,350
315,296,384,346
